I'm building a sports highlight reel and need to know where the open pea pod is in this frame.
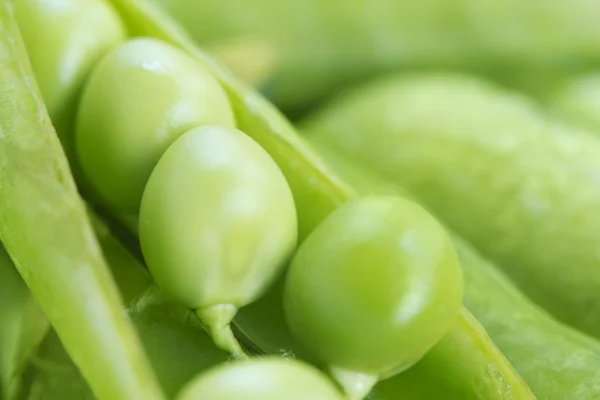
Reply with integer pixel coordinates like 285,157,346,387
57,1,534,398
0,244,49,400
0,4,164,400
308,135,600,400
23,215,228,399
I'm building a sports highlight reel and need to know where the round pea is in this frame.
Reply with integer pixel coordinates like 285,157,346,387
75,38,235,212
176,358,344,400
139,125,297,351
284,196,463,392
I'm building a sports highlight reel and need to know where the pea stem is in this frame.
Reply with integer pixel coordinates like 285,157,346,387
196,304,248,359
330,367,378,400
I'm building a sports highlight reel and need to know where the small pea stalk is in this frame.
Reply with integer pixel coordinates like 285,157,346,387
330,367,378,400
196,304,248,359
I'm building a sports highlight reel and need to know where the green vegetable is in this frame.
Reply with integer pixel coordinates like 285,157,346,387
176,358,344,400
140,125,297,356
14,0,534,397
284,196,463,399
13,0,126,161
0,244,49,400
0,4,164,399
304,73,600,338
310,142,600,399
76,37,235,212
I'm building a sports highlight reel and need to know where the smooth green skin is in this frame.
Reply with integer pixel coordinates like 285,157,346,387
75,37,235,212
285,196,463,379
0,244,49,400
13,0,126,159
550,73,600,134
312,141,600,399
0,5,165,400
88,2,534,399
140,125,297,310
304,73,600,338
176,358,344,400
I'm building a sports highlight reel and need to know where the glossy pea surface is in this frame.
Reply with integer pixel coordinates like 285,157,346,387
13,0,125,125
176,358,343,400
284,196,463,377
139,125,297,311
75,38,235,212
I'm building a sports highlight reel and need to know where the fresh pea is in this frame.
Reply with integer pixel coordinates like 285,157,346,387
13,0,125,159
139,125,297,356
0,4,164,399
176,358,344,400
75,37,235,212
303,73,600,338
284,196,463,399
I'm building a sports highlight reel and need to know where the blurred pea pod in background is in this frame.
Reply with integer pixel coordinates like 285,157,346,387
151,0,600,114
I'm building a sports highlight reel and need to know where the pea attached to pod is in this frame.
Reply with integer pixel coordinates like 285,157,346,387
284,196,463,400
75,37,235,212
139,125,298,357
176,357,344,400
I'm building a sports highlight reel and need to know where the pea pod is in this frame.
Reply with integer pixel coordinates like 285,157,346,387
284,196,463,399
76,38,235,212
153,0,600,112
79,1,533,398
0,4,164,400
304,73,600,338
139,125,297,356
310,142,600,399
177,358,344,400
13,0,126,164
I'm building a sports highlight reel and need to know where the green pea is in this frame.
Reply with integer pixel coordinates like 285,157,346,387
75,38,235,212
139,125,297,356
284,196,463,400
13,0,125,134
176,358,344,400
